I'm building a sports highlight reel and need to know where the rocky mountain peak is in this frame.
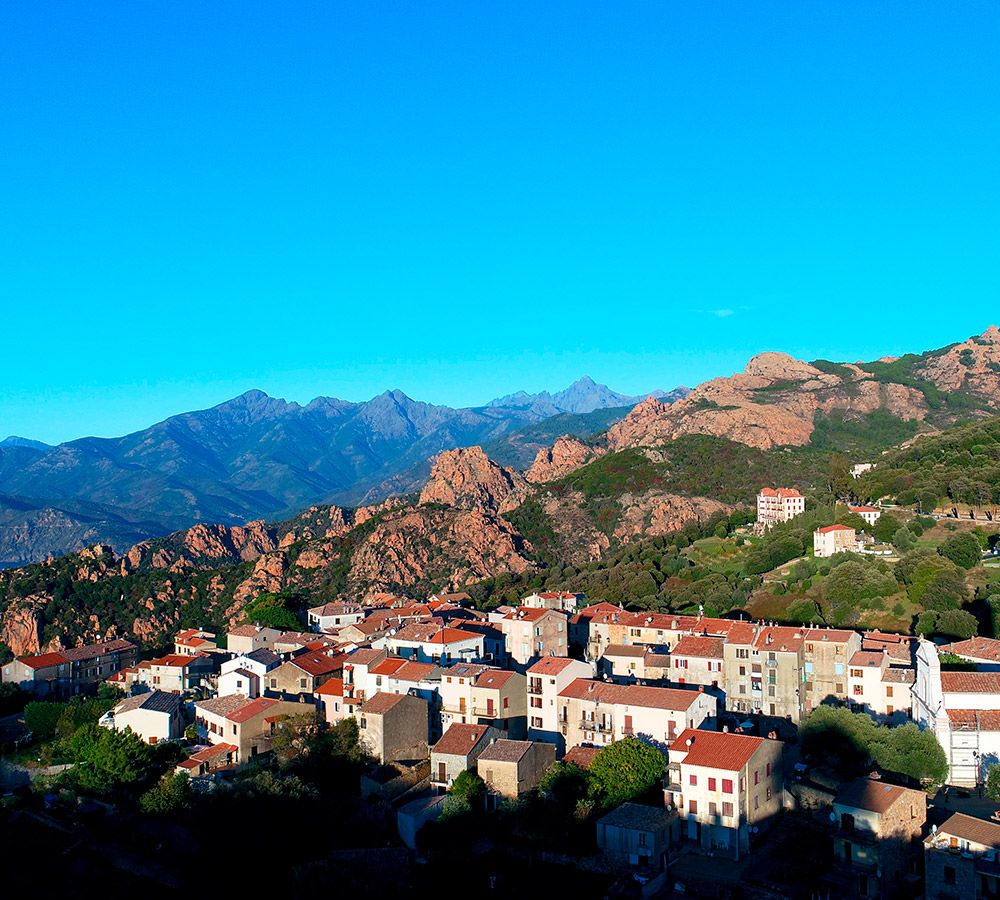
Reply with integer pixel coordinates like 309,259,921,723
526,435,607,483
743,352,822,382
419,446,528,515
915,326,1000,402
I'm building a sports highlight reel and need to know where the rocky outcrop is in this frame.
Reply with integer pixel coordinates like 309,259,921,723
0,601,44,657
916,325,1000,405
419,447,529,515
611,492,730,543
606,352,929,452
526,436,606,483
231,552,289,610
119,521,278,575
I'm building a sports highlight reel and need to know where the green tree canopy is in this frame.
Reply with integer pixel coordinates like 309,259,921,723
589,737,666,809
939,532,983,570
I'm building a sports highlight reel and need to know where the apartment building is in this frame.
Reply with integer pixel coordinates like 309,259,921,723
569,603,628,661
802,627,861,713
471,668,527,738
149,652,215,693
724,625,805,722
2,638,138,697
666,728,783,860
670,635,725,691
382,623,485,666
173,628,218,656
526,656,594,750
600,644,670,683
756,487,805,527
307,600,364,633
498,607,568,667
558,679,717,750
438,663,492,733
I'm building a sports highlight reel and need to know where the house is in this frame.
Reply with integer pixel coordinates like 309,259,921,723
226,624,282,655
175,742,239,777
397,794,448,850
756,487,805,527
851,463,874,478
438,662,491,733
218,648,281,698
477,738,556,799
847,649,914,723
358,692,429,764
913,639,1000,786
666,728,783,860
569,603,628,661
149,652,215,693
194,694,305,763
850,505,882,527
669,635,725,691
527,656,594,750
265,648,344,700
316,677,346,724
925,812,1000,899
430,722,501,789
497,607,568,667
173,628,217,656
273,631,321,654
336,616,396,646
99,690,183,744
2,639,138,696
341,647,389,709
597,802,677,871
558,679,717,751
382,623,485,666
106,660,153,694
471,668,526,738
307,600,364,633
830,779,926,899
814,524,857,558
563,745,601,769
520,591,580,613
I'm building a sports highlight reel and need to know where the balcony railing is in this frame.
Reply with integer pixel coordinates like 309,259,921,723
528,683,543,695
581,718,613,733
472,706,498,718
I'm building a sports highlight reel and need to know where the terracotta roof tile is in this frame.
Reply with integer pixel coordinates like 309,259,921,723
559,678,707,711
432,723,491,756
673,728,764,770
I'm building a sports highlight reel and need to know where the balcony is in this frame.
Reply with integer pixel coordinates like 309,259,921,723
472,706,499,718
528,682,543,695
581,718,613,733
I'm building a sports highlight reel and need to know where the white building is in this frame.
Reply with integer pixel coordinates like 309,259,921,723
849,505,882,527
218,648,281,698
307,601,364,633
813,524,857,558
756,488,805,527
526,656,594,751
99,690,183,744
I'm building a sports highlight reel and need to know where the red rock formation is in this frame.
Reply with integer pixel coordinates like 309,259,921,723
526,436,606,483
419,447,529,514
1,601,43,657
916,325,1000,405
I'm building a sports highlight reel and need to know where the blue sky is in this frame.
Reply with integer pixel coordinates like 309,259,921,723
2,2,998,444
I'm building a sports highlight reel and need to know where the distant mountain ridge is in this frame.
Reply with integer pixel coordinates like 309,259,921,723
0,377,666,565
486,376,685,416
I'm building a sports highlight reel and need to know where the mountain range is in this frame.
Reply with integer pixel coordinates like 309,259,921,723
0,377,673,565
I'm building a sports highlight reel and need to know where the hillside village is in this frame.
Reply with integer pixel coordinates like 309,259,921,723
2,474,1000,895
2,330,1000,894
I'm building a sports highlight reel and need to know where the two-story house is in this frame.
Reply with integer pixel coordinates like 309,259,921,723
498,607,568,668
925,812,1000,899
527,656,594,751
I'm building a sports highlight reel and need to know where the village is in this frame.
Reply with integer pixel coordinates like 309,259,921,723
1,486,998,897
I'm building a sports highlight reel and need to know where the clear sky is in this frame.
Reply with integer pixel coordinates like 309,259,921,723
2,2,998,444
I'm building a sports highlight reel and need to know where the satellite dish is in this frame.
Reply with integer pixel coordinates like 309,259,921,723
829,812,837,823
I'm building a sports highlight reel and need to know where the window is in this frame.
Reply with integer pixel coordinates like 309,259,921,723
765,762,771,776
886,686,893,698
531,716,543,728
739,685,746,695
722,802,733,818
688,799,698,814
638,832,647,847
722,779,733,794
766,787,772,800
531,697,542,708
853,685,863,696
754,769,759,785
709,802,717,816
753,796,759,810
689,774,697,786
708,777,716,791
739,666,746,676
299,678,307,689
850,669,863,678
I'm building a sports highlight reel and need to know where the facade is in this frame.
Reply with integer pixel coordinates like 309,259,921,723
149,652,215,693
477,739,556,798
498,607,569,667
358,692,429,764
218,648,281,698
850,505,882,527
526,657,594,749
226,625,282,655
724,625,805,722
520,591,580,613
194,695,304,763
666,728,783,860
558,679,717,750
430,722,500,789
265,649,344,700
600,644,670,683
847,649,914,723
925,812,1000,900
670,635,725,691
814,524,857,558
471,668,526,738
382,624,485,666
756,487,805,527
831,779,926,899
802,627,861,713
569,603,628,661
307,601,364,633
99,690,183,743
597,802,676,871
316,677,346,724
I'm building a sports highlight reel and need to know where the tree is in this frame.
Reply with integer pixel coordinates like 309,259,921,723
892,527,916,552
921,568,970,612
441,770,485,819
934,609,979,640
873,513,901,544
241,591,302,630
139,771,192,814
589,737,666,809
63,724,158,795
24,701,67,741
986,765,1000,803
270,712,319,769
939,532,982,570
539,761,593,812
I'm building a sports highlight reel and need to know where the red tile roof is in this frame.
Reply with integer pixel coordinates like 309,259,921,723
503,607,555,622
816,524,855,534
527,656,581,675
227,697,280,724
432,723,491,756
849,650,885,667
474,669,518,689
370,657,409,677
672,635,725,659
559,678,708,711
18,652,69,669
850,506,880,513
151,653,209,668
753,626,805,653
673,728,764,771
941,672,1000,694
392,661,438,682
361,692,415,715
947,709,1000,731
562,746,601,769
938,812,1000,849
316,677,344,697
943,637,1000,664
290,650,345,677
